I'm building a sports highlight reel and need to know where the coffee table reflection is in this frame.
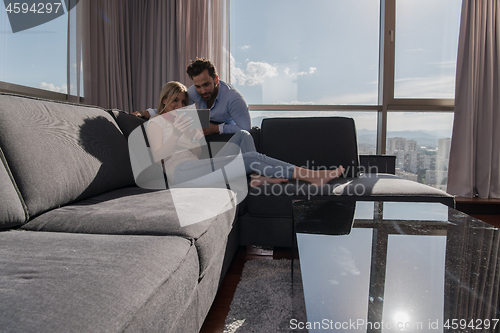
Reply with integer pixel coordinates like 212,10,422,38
291,200,500,333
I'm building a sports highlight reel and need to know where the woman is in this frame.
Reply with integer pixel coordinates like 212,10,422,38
146,81,344,187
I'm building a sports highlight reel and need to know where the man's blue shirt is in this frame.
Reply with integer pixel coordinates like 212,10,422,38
187,80,251,134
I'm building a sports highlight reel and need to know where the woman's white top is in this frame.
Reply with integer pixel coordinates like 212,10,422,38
147,115,199,182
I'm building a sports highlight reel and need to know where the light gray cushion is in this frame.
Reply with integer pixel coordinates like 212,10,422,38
0,230,199,333
0,147,27,229
0,93,135,218
247,173,454,218
22,186,237,278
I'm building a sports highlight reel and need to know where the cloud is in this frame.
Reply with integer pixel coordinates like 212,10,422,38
230,54,318,87
327,246,360,279
230,55,278,86
428,60,456,69
395,75,455,98
238,45,251,51
39,82,68,93
275,100,315,105
284,67,317,79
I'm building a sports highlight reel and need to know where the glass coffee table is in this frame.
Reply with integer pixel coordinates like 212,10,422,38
291,200,500,333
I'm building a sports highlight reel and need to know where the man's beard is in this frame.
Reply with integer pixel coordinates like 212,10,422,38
202,92,214,100
203,85,218,101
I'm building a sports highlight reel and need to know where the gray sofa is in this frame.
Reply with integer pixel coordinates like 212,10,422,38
0,92,454,332
0,93,239,333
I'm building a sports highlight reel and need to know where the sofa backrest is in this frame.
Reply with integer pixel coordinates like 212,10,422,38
0,147,27,229
0,93,135,219
108,109,146,139
259,117,360,178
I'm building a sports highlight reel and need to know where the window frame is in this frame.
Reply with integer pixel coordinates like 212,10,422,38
0,81,69,102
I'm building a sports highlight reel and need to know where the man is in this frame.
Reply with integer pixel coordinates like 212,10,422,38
132,58,251,136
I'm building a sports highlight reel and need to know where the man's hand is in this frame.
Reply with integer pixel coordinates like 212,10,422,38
203,122,220,136
131,110,151,119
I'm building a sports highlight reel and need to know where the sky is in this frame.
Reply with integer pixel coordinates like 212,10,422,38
0,5,68,92
0,0,461,134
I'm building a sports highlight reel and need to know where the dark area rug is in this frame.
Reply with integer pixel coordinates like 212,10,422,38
224,259,305,333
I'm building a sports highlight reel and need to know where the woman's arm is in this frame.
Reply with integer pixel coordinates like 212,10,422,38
146,122,181,163
188,128,204,157
146,114,192,163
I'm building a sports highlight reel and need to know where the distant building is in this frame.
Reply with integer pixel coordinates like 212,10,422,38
396,169,418,182
438,138,451,158
419,154,434,170
425,169,448,188
388,136,449,191
409,151,419,173
405,140,417,152
395,150,405,169
436,138,451,171
387,137,407,155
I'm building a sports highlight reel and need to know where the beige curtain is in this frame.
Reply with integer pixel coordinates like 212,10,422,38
447,0,500,198
80,0,230,112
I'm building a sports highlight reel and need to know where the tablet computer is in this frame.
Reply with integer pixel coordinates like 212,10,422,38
179,108,210,129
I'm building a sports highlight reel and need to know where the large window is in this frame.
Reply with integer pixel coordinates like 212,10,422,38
230,0,380,105
231,0,462,191
386,112,454,190
0,7,68,94
395,0,462,98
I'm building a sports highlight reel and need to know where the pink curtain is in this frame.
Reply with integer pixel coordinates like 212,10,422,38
177,0,230,84
78,0,230,112
447,0,500,198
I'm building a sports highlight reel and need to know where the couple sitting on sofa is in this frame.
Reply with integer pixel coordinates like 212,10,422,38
134,57,251,136
146,81,345,189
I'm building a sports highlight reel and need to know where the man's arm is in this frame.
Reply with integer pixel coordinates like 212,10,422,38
221,98,251,134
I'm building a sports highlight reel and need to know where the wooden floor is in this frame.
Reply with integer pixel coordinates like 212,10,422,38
199,199,500,333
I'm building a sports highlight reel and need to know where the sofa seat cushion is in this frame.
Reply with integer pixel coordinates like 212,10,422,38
0,93,135,219
0,230,199,333
22,186,237,278
247,173,454,218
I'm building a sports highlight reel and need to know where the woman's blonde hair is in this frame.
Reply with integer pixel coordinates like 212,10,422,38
157,81,189,115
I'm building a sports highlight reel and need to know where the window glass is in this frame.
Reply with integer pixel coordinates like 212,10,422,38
0,7,68,93
394,0,462,99
251,110,377,154
386,112,454,191
230,0,380,105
